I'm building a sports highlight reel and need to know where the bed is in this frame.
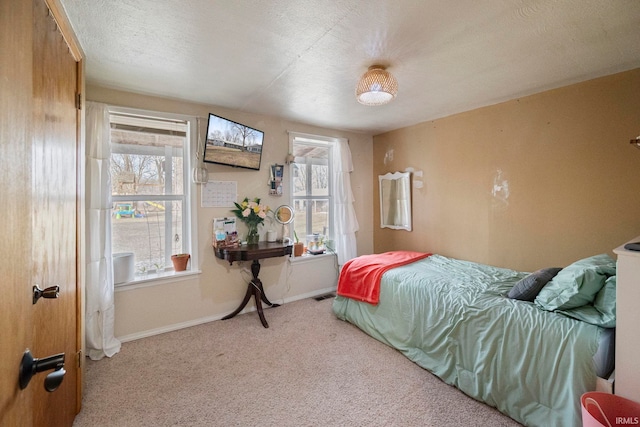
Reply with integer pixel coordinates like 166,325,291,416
333,252,616,427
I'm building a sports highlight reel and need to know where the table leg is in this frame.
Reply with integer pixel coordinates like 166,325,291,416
250,259,279,308
252,282,269,328
222,259,278,328
256,279,280,308
221,283,253,321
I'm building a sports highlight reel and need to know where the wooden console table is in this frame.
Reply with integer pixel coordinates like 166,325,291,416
214,242,293,328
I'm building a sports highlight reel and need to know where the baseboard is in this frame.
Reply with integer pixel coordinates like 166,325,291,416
116,285,337,343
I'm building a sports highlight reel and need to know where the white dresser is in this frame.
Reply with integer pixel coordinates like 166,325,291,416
613,236,640,402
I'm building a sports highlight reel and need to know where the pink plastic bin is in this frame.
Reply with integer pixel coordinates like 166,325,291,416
581,392,640,427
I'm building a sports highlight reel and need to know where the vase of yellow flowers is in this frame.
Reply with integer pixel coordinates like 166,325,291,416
231,197,269,245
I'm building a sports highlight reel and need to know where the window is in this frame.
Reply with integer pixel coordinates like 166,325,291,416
290,134,333,244
110,109,195,278
289,131,358,265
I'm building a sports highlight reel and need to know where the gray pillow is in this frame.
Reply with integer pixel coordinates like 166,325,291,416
508,267,562,301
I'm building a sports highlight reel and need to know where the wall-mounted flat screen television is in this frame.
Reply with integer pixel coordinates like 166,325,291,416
203,113,264,170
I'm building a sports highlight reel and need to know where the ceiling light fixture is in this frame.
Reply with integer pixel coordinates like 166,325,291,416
355,65,398,106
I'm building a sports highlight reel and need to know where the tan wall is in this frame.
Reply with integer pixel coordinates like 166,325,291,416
374,69,640,272
87,85,373,339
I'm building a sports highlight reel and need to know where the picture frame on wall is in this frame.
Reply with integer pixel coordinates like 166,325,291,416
270,164,284,196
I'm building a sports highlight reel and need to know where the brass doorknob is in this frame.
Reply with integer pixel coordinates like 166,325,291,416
32,285,59,304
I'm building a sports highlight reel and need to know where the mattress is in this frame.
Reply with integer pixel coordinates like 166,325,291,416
333,254,612,427
594,327,615,378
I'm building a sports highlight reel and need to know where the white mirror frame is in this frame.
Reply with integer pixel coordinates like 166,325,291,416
379,171,412,231
273,204,294,243
273,205,294,224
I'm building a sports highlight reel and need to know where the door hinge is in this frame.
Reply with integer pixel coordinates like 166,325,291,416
77,350,82,367
76,93,82,110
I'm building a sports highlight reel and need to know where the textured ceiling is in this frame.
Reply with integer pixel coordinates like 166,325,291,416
59,0,640,135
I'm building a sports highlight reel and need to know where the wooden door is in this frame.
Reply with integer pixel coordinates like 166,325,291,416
31,0,80,424
0,0,80,425
0,0,35,422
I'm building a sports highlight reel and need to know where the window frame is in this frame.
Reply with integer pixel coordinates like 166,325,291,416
288,132,339,243
109,106,198,283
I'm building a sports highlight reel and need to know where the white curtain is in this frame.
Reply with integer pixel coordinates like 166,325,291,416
85,101,121,360
332,140,359,266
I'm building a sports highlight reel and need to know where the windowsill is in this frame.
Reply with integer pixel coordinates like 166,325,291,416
288,251,336,264
114,269,202,292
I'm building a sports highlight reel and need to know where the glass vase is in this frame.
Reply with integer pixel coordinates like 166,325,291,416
246,223,259,245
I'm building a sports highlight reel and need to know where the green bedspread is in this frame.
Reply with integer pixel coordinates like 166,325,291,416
333,254,602,427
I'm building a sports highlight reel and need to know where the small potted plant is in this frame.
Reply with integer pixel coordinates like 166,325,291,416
293,230,304,257
171,253,190,271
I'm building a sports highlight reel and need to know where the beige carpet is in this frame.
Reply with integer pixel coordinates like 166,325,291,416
73,297,521,426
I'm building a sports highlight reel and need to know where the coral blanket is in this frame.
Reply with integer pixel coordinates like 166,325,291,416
337,251,431,305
